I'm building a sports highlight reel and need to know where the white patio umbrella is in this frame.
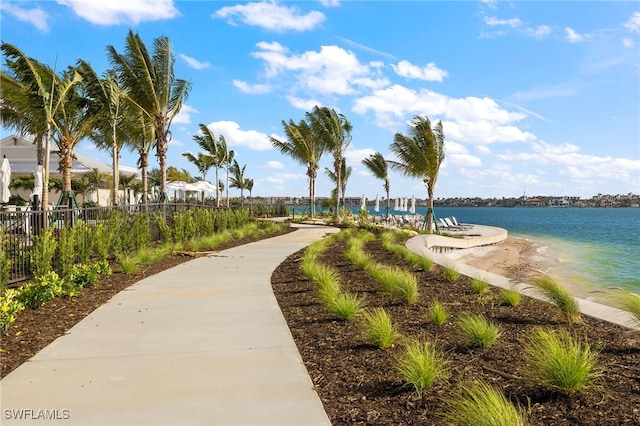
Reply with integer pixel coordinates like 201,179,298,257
360,194,366,211
0,156,11,204
409,196,416,214
395,197,400,211
374,194,379,213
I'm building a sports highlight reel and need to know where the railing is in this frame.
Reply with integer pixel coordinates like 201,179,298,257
0,203,223,285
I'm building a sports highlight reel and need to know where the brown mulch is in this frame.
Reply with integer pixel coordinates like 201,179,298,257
270,234,640,425
0,226,295,379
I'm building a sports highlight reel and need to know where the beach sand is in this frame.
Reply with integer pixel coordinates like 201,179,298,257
441,237,542,283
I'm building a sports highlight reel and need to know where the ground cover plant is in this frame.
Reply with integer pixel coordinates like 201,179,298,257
271,229,640,425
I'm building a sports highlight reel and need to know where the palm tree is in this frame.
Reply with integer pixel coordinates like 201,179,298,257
325,158,351,209
84,168,108,204
246,178,254,214
1,43,82,210
77,61,128,206
229,159,247,206
126,107,154,204
307,106,352,220
389,115,445,233
224,149,235,208
107,30,191,201
362,152,391,219
119,172,137,204
190,123,225,206
270,118,324,218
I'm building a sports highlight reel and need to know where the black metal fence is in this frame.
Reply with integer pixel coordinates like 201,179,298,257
0,203,221,285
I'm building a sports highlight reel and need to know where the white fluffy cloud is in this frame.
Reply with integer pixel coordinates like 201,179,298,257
564,27,589,43
57,0,179,25
251,42,388,96
1,3,49,31
213,2,324,32
173,105,198,125
484,16,522,28
267,161,284,169
179,54,210,70
623,11,640,33
233,80,273,94
206,121,273,151
391,60,448,82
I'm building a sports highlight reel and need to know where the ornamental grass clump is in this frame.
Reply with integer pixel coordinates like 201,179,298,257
524,328,601,394
396,340,448,396
314,266,342,306
471,277,490,294
500,288,522,307
443,381,531,426
389,270,419,305
457,313,501,347
531,275,581,325
363,308,399,348
345,238,371,269
328,291,364,320
443,264,460,282
428,299,449,325
615,292,640,326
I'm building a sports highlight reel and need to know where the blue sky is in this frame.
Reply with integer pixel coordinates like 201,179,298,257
1,0,639,200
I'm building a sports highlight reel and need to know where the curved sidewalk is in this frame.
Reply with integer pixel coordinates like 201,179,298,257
1,224,338,426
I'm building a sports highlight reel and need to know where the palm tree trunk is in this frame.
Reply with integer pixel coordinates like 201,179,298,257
427,185,435,233
157,137,168,202
334,156,341,220
112,121,119,206
215,167,220,208
310,172,316,218
139,151,148,207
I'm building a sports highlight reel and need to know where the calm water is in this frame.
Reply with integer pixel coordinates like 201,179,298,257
292,206,640,298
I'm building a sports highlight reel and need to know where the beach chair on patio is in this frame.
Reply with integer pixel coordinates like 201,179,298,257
451,216,473,230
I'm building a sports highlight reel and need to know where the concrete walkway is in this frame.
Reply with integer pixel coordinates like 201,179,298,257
1,224,338,426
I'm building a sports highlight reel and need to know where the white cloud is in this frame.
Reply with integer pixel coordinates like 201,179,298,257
344,148,376,165
391,60,448,82
481,0,498,10
173,105,197,125
564,27,589,43
337,37,396,60
252,42,385,96
213,2,324,32
484,16,522,28
622,38,635,48
57,0,179,25
265,172,306,185
179,54,210,70
0,3,49,31
267,161,284,169
320,0,340,7
286,96,323,111
497,141,640,184
352,85,533,145
206,121,273,151
528,25,551,40
233,80,273,94
623,11,640,33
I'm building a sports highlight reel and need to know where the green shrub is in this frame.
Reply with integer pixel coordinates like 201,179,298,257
471,277,490,294
363,308,399,348
500,288,522,307
30,227,57,277
18,271,63,308
57,225,75,279
443,381,531,426
428,299,449,325
0,289,25,330
93,223,109,261
524,328,601,394
0,230,10,292
443,264,460,282
457,313,501,347
117,254,138,274
396,340,448,396
73,220,93,263
531,275,581,325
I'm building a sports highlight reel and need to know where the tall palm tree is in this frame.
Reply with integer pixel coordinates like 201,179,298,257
307,106,352,220
84,168,108,204
119,172,137,204
389,115,445,233
270,118,324,217
1,43,82,210
325,158,351,209
182,152,213,181
126,107,155,204
224,149,235,208
107,30,191,201
246,178,254,214
229,159,247,206
362,152,391,219
77,61,128,205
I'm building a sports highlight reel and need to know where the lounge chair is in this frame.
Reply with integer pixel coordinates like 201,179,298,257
451,216,473,229
443,217,468,230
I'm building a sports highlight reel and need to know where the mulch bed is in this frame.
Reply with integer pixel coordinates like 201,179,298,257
0,226,295,379
270,234,640,425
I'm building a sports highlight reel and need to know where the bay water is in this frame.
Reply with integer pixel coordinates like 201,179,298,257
292,205,640,301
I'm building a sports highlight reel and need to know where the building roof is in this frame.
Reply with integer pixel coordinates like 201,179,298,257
0,135,138,178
